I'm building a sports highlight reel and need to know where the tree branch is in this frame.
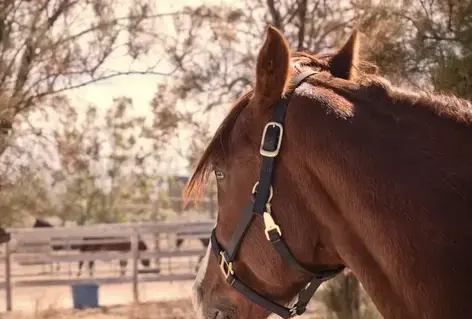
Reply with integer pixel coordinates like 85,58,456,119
297,0,308,51
266,0,283,30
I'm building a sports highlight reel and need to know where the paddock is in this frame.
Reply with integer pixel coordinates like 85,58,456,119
0,219,215,312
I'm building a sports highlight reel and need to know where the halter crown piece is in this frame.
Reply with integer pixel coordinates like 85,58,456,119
210,70,345,318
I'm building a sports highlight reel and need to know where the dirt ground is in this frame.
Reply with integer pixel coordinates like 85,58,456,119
0,280,196,319
0,298,196,319
0,279,195,314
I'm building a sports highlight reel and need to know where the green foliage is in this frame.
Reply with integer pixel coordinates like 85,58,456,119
46,96,180,225
0,91,183,226
433,55,472,100
0,167,55,227
359,0,472,97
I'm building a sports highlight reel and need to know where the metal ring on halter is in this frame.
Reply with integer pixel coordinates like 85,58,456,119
251,181,274,203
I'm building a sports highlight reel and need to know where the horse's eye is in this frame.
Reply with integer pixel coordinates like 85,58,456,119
215,170,225,180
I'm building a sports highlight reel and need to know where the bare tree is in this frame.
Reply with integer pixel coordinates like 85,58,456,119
0,0,182,155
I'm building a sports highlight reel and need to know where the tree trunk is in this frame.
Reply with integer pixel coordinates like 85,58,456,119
320,270,361,319
335,272,361,319
0,119,12,156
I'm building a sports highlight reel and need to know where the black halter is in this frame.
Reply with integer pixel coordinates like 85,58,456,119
210,70,345,318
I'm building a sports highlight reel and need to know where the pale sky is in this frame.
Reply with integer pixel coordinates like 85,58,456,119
69,0,234,114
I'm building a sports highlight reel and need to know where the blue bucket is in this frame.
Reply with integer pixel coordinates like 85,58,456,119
71,282,99,309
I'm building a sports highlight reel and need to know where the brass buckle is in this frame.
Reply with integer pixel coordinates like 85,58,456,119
263,204,282,241
289,307,298,317
219,251,234,279
259,122,284,157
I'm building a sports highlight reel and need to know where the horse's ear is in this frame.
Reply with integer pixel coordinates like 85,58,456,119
253,25,291,104
328,30,359,80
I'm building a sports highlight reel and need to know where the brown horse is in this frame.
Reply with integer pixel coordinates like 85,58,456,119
186,25,472,319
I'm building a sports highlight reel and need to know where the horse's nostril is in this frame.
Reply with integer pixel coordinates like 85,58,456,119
213,309,231,319
214,310,223,319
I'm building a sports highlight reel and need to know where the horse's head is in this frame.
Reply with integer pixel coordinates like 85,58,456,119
187,26,361,319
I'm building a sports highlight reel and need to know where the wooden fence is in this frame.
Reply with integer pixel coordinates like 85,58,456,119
1,219,215,312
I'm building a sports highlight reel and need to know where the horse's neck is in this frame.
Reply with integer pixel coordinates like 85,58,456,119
289,90,472,319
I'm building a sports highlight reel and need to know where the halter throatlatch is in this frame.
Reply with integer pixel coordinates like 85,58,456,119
210,70,345,318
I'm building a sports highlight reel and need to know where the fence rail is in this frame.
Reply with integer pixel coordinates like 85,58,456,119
11,248,207,265
0,273,197,289
1,219,215,312
6,219,215,242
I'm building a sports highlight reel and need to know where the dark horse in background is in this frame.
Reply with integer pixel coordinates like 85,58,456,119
33,218,150,277
0,227,10,244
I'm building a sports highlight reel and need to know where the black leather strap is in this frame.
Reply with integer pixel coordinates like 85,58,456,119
231,276,294,318
291,279,323,315
268,230,344,278
225,203,255,260
253,155,277,214
253,70,318,214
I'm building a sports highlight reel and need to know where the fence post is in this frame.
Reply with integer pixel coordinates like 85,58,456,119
152,231,160,272
152,199,160,270
131,229,139,304
5,240,12,311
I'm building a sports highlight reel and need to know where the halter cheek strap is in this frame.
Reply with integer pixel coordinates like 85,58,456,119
210,70,345,318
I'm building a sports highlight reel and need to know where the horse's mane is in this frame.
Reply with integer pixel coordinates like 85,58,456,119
184,90,253,204
184,51,472,203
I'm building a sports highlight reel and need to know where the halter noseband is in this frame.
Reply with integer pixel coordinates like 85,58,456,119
210,70,345,318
